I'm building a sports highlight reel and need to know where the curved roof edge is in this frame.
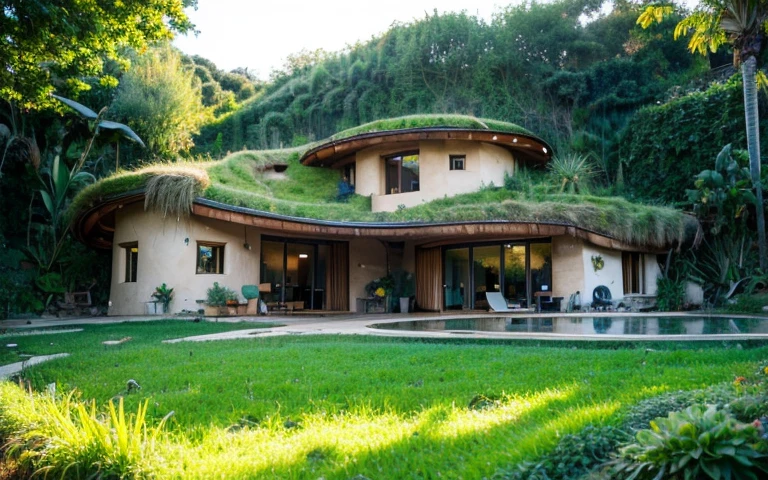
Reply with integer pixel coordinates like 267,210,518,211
300,127,554,168
73,193,682,254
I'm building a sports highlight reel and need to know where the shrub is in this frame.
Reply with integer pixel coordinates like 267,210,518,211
206,282,237,307
655,277,686,311
0,383,169,479
611,405,768,479
495,425,629,480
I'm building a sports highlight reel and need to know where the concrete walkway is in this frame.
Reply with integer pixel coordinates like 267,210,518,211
4,311,768,344
0,353,70,380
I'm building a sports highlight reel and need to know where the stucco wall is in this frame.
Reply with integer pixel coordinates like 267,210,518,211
348,239,388,312
552,236,585,308
644,255,661,295
355,140,516,212
581,244,624,306
109,203,261,315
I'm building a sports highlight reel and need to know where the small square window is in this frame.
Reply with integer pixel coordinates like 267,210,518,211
450,155,465,171
197,243,225,274
121,242,138,283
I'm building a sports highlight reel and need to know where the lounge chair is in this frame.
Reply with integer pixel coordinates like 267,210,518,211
485,292,515,312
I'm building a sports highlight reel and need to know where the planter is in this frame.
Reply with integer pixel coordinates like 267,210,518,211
204,305,223,316
399,297,410,314
145,301,165,315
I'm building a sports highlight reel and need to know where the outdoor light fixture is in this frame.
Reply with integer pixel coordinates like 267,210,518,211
184,237,189,246
299,253,308,259
492,135,498,141
512,138,518,143
543,147,548,153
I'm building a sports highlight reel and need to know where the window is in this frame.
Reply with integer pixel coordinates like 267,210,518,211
343,163,356,187
385,151,419,194
622,252,644,294
121,242,138,283
450,155,465,171
197,242,225,274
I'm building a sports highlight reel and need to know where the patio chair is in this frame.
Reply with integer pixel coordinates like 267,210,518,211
485,292,515,312
592,285,613,310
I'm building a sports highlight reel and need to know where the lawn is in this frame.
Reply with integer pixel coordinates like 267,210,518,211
1,321,767,479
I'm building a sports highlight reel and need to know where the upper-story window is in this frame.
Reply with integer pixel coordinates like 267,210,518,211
450,155,466,171
385,151,419,195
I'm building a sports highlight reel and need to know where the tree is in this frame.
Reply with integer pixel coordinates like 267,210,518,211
0,0,196,109
639,0,768,270
110,45,210,160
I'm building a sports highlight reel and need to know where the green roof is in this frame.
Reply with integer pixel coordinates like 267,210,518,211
328,114,538,141
70,118,695,249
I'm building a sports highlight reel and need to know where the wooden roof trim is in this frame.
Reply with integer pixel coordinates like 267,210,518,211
300,128,553,168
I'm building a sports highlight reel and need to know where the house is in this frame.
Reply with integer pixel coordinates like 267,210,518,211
72,115,697,315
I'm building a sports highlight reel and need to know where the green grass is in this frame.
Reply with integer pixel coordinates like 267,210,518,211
328,114,537,140
1,321,766,478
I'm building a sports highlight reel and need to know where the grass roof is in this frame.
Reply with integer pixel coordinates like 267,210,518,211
328,114,538,141
70,125,695,249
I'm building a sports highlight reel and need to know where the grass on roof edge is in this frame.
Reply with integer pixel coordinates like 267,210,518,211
329,114,537,141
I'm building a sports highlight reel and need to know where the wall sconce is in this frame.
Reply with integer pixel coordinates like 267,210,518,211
358,263,366,268
184,238,189,246
492,135,498,141
243,243,251,250
299,253,308,259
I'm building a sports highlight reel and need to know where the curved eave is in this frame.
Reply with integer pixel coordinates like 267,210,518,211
74,194,677,254
300,128,553,168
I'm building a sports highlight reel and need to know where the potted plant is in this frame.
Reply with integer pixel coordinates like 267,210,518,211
365,276,395,312
392,270,415,313
206,282,233,316
151,283,174,314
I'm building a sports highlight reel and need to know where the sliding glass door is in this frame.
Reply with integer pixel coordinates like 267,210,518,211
261,237,336,310
442,240,551,310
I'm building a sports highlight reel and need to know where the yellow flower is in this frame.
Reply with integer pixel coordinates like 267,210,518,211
375,287,386,298
763,366,768,375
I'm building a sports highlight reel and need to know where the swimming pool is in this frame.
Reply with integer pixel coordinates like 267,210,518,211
369,315,768,337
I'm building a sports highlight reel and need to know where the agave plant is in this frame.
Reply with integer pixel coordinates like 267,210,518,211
548,153,596,194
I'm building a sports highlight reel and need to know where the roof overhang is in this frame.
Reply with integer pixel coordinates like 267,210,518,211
300,127,553,168
73,194,671,254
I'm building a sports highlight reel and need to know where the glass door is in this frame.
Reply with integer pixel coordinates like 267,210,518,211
473,245,501,310
444,248,470,310
503,244,527,307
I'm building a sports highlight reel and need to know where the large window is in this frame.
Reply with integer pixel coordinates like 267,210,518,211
622,252,644,294
197,242,225,274
443,240,552,310
385,151,419,194
122,242,138,283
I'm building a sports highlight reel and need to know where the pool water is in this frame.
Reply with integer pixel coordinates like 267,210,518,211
370,316,768,336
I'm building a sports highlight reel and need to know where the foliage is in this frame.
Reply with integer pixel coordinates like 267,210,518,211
110,45,210,160
496,425,630,480
656,277,687,312
365,276,395,298
611,405,768,480
152,283,174,312
721,293,768,314
4,321,767,478
144,170,210,219
686,233,754,305
391,269,416,298
0,384,170,478
549,153,596,194
620,79,752,203
206,282,237,307
194,1,702,155
687,144,755,236
0,0,194,109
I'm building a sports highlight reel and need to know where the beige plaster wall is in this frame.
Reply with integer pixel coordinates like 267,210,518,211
348,239,388,312
355,140,516,212
109,203,261,316
643,255,661,295
581,244,624,305
552,236,585,307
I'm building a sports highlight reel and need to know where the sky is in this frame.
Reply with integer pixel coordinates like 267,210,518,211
173,0,506,80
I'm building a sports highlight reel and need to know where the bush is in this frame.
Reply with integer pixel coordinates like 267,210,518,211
611,405,768,479
655,276,686,311
495,425,630,480
206,282,237,307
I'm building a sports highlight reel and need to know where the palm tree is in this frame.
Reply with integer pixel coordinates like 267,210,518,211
639,1,768,269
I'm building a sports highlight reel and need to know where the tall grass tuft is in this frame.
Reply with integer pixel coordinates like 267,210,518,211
0,383,170,479
144,170,209,218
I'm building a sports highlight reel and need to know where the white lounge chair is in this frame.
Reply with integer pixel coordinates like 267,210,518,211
485,292,515,312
